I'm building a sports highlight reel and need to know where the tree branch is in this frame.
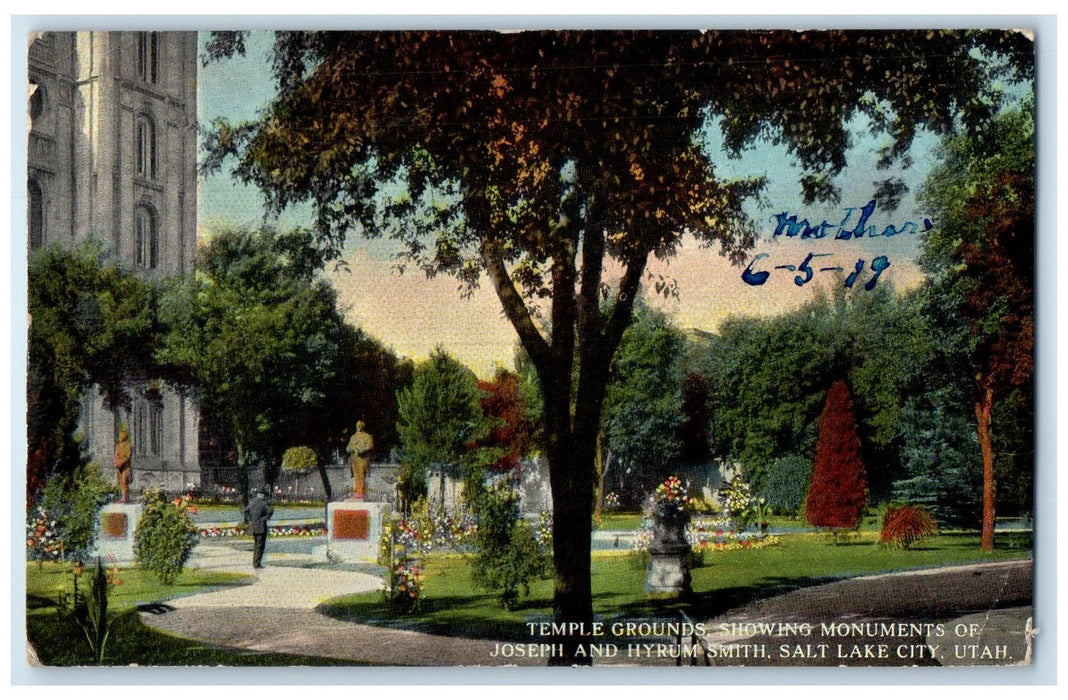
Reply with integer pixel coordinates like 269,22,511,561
604,255,649,354
480,237,550,370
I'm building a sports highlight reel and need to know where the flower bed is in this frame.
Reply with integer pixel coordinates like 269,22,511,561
196,522,326,539
687,519,781,553
27,506,63,561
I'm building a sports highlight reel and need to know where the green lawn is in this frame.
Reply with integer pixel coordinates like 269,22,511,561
319,530,1032,641
24,562,357,666
595,512,643,530
25,528,1032,664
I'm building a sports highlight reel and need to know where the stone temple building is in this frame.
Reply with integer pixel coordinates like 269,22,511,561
27,31,201,492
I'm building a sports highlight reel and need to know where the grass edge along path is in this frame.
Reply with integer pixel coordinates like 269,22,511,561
24,563,362,666
318,530,1033,642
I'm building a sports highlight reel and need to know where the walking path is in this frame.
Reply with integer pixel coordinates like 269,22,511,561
140,542,543,666
139,539,1034,667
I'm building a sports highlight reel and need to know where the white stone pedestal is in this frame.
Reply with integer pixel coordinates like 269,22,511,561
320,500,388,563
93,502,144,564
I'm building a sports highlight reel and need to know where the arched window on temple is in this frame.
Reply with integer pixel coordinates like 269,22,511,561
136,114,156,179
28,178,44,249
135,204,158,270
137,32,159,84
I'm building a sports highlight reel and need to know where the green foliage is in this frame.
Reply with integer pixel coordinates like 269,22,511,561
468,482,551,610
806,381,867,530
73,558,112,664
36,462,117,562
699,286,923,502
701,304,831,491
915,101,1036,538
281,446,317,473
134,490,198,585
157,227,344,487
602,301,686,500
880,504,938,550
395,348,490,503
892,384,982,526
759,455,812,515
28,241,160,490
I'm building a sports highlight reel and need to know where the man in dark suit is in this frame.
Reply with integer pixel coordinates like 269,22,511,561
244,489,274,569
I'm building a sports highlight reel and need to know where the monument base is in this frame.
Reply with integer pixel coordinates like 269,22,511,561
645,544,692,595
323,501,388,562
92,502,144,565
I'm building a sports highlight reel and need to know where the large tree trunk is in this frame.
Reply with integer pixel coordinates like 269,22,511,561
547,432,596,666
479,207,645,667
975,385,996,551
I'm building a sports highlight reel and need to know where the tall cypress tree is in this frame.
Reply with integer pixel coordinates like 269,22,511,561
806,380,867,529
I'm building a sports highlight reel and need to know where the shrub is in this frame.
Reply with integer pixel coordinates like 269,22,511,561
134,490,198,585
468,483,550,610
35,461,117,562
281,446,317,473
760,454,811,515
880,504,938,550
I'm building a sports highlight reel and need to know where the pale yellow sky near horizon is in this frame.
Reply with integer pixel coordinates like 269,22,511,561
320,232,923,379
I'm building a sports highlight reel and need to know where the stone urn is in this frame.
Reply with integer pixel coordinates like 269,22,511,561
645,504,692,595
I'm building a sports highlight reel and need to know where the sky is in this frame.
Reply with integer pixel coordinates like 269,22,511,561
197,30,937,378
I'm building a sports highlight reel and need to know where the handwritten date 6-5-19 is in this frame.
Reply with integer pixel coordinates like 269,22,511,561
743,252,890,290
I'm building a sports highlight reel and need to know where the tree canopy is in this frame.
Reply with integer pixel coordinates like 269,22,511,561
156,227,344,494
600,300,685,504
28,242,160,493
395,347,489,508
917,100,1035,549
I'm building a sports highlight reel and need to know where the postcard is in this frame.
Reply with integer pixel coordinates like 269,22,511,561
19,23,1045,676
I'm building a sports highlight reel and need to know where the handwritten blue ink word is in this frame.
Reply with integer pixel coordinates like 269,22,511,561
772,199,934,240
743,252,890,291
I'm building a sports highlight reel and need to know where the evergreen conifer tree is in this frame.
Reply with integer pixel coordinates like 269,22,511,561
806,380,867,529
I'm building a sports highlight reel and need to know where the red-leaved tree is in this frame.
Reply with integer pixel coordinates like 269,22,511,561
477,369,538,472
806,380,867,530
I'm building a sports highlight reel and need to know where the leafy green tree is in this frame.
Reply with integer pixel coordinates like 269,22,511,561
28,242,160,493
702,285,925,504
836,285,929,499
204,29,1031,662
599,300,685,511
290,323,409,499
157,227,343,499
918,101,1035,549
761,454,811,515
706,300,832,488
395,348,489,511
893,383,983,527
